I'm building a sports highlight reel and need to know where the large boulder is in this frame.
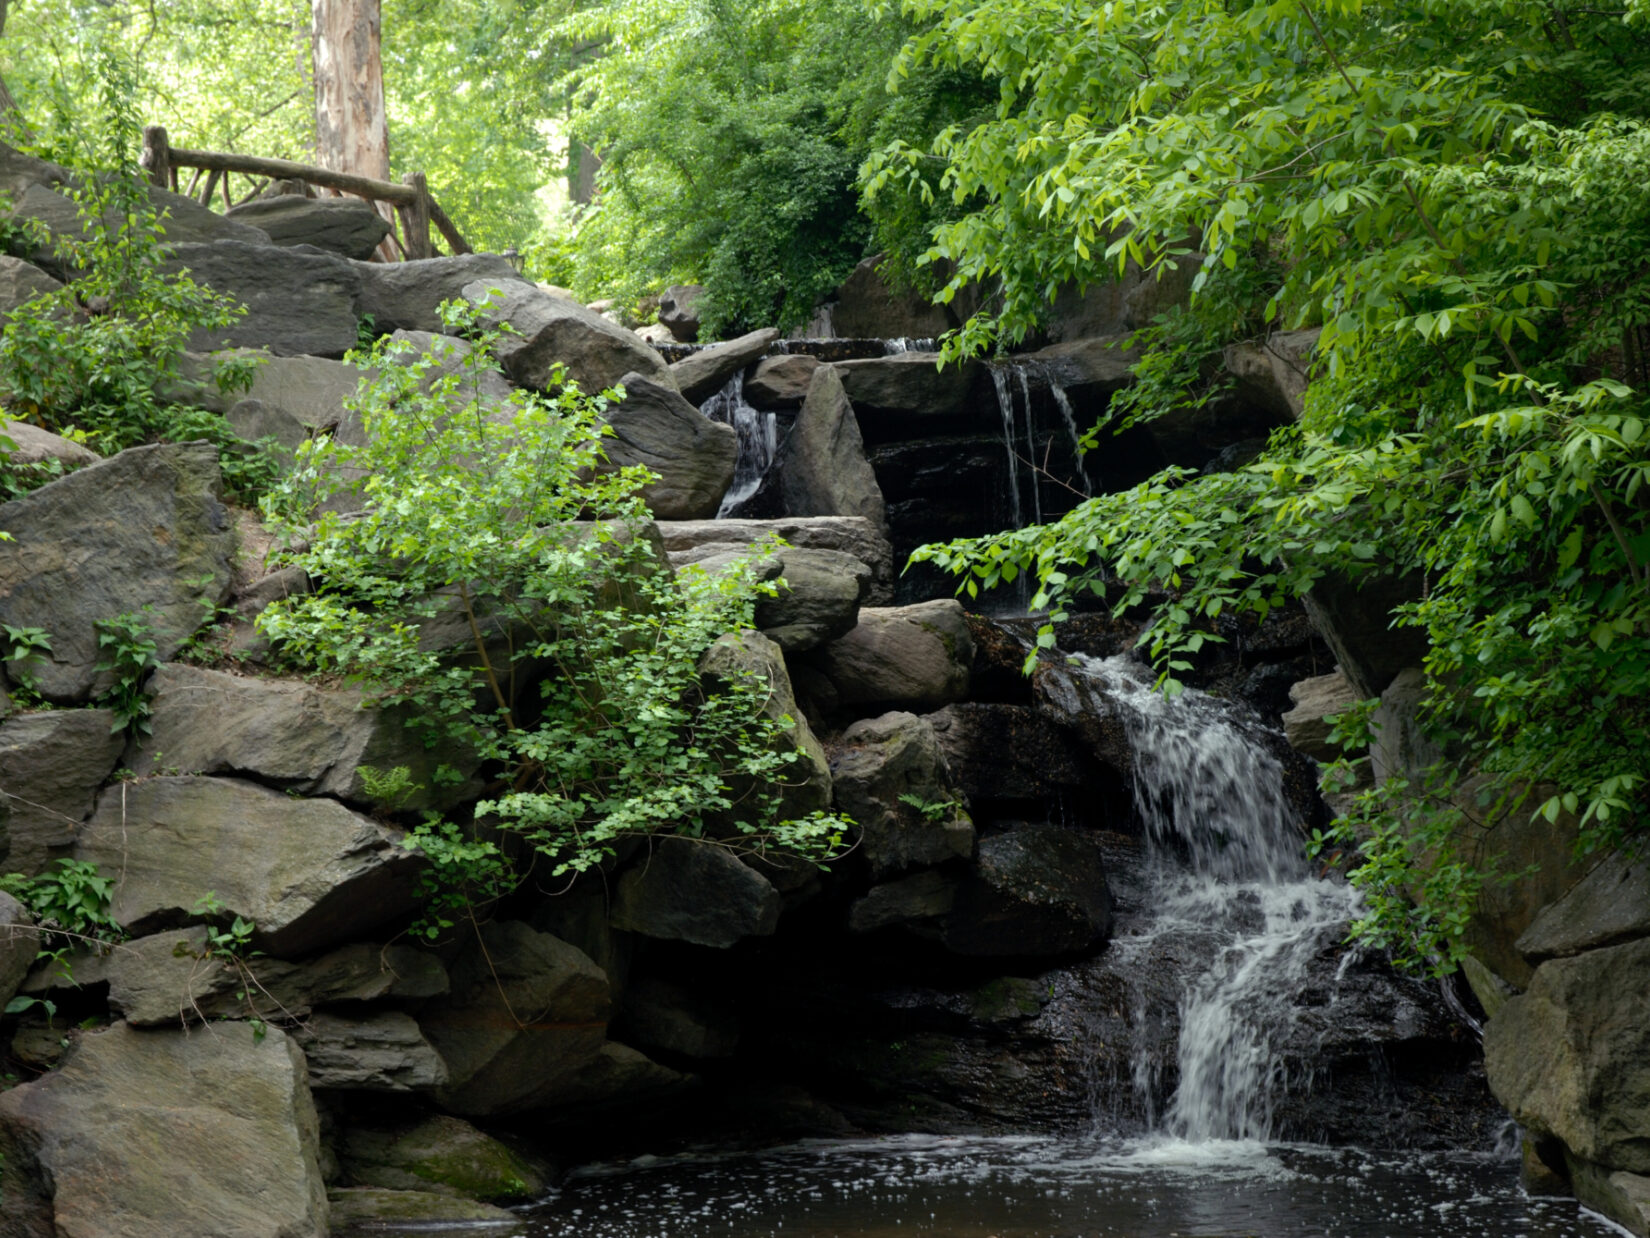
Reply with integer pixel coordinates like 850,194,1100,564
0,142,71,199
1023,336,1138,398
942,825,1114,956
827,256,955,340
0,709,124,874
924,702,1092,805
295,1011,448,1092
655,515,894,603
163,240,363,357
179,349,361,430
353,252,520,334
129,662,477,811
1223,328,1318,420
0,442,235,702
463,279,675,393
327,1188,519,1229
419,920,612,1116
831,711,974,880
779,364,888,533
2,419,99,470
0,1021,327,1238
753,547,871,653
225,194,391,261
670,327,780,404
1300,570,1429,700
0,256,62,322
11,182,270,275
75,776,422,958
746,354,819,408
847,869,960,934
806,599,973,711
1485,936,1650,1175
1517,853,1650,964
657,284,704,343
599,373,738,519
1281,669,1360,762
832,351,982,421
341,1113,551,1201
615,975,740,1060
611,837,782,948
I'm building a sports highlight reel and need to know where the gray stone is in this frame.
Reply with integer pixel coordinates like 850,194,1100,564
833,351,981,418
943,826,1114,957
1369,667,1443,785
163,240,362,357
780,365,887,533
1485,936,1650,1174
225,398,309,457
0,1021,326,1238
1568,1162,1650,1238
807,600,974,710
129,662,478,811
225,193,391,260
341,1113,551,1200
599,373,738,519
1224,328,1318,420
746,353,819,407
848,869,958,934
10,182,270,275
828,256,956,340
0,893,35,1013
528,882,634,1007
1024,336,1138,396
463,279,675,393
552,1040,683,1107
832,711,974,880
656,515,894,603
1282,669,1360,762
616,975,739,1059
387,329,515,403
612,838,782,948
1301,571,1429,700
76,776,422,958
0,142,71,199
658,284,704,343
1518,853,1650,963
328,1188,521,1228
0,709,124,874
755,547,870,653
179,348,362,429
353,252,521,334
296,1010,448,1092
0,419,96,470
0,442,235,702
671,328,780,404
0,256,61,321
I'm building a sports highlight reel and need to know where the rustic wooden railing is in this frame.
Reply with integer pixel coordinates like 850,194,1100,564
138,124,471,262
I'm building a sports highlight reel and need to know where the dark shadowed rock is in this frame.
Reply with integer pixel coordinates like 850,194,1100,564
1517,854,1650,964
1223,328,1318,420
831,711,974,880
925,702,1092,805
341,1113,552,1200
600,373,738,519
0,1022,326,1238
1301,571,1429,700
0,893,34,1014
616,975,740,1059
847,869,959,934
671,328,780,403
226,194,392,260
163,241,363,357
295,1011,448,1092
780,364,887,533
942,826,1113,956
0,709,123,874
807,600,973,711
0,442,235,702
354,252,520,333
463,279,675,392
612,838,782,948
658,284,704,342
746,354,819,407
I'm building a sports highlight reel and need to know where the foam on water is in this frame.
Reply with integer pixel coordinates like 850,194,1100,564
699,371,778,518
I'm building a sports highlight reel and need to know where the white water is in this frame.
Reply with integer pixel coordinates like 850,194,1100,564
700,372,777,518
990,365,1027,530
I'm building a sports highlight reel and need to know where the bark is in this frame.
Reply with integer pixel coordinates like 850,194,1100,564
311,0,393,255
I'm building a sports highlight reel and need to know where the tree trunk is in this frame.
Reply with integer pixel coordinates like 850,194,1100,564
0,0,33,143
311,0,396,256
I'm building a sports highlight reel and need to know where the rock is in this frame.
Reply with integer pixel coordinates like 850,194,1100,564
386,329,516,404
655,515,895,603
179,348,362,429
807,599,974,710
754,547,871,652
1484,936,1650,1174
831,711,974,880
224,398,308,461
529,883,634,1007
833,352,982,420
635,321,676,344
129,662,478,812
779,364,888,533
847,868,959,934
0,142,71,198
295,1011,448,1092
0,256,62,321
1517,853,1650,963
462,279,675,393
342,1113,551,1200
353,252,521,334
670,328,780,404
1368,667,1443,785
327,1187,520,1229
163,240,363,357
612,837,782,948
0,442,235,702
1223,328,1318,420
0,893,35,1012
1024,336,1138,397
828,256,955,340
420,920,612,1116
1567,1162,1650,1238
560,1040,685,1107
0,709,124,874
225,194,392,260
942,826,1114,956
1,420,96,471
697,629,832,817
11,182,270,275
76,776,422,958
925,702,1092,805
657,284,704,343
746,354,819,407
1282,669,1360,762
0,1021,326,1238
1300,571,1429,700
616,975,739,1059
599,373,738,519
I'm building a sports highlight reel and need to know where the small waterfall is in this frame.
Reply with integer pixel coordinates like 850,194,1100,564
990,365,1027,530
700,373,777,518
883,337,937,354
1045,371,1093,497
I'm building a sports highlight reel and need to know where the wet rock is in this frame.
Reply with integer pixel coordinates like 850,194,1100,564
780,364,888,533
1485,936,1650,1174
0,709,124,874
612,838,782,949
925,702,1091,804
0,442,235,702
656,515,894,603
1223,328,1318,420
295,1011,448,1092
327,1187,520,1229
0,256,62,321
746,354,819,407
129,662,477,812
464,279,675,393
341,1113,552,1200
600,373,738,519
808,600,974,711
76,776,422,958
657,284,704,342
420,920,611,1116
163,240,362,357
755,547,871,653
0,1021,326,1238
671,327,780,403
847,869,958,934
1518,853,1650,963
616,975,740,1059
1567,1161,1650,1238
1024,336,1138,397
1282,669,1359,762
352,252,520,333
833,352,982,421
831,711,973,880
942,826,1113,956
225,193,391,260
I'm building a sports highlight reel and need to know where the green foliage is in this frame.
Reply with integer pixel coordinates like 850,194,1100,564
94,610,160,735
1,623,51,700
0,860,122,953
258,303,850,937
897,791,955,823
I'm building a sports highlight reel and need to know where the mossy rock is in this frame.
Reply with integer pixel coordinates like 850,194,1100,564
327,1187,521,1231
341,1114,552,1203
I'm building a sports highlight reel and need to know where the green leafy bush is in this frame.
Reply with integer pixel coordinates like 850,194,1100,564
0,859,121,954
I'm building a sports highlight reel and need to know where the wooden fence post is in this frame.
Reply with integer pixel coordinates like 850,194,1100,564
139,125,171,190
395,170,434,260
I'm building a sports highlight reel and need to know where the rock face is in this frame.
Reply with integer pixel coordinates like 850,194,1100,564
0,709,124,874
657,284,704,342
341,1113,551,1200
827,256,956,340
1517,854,1650,964
0,442,236,702
1300,571,1428,699
833,352,982,421
295,1011,448,1092
1281,669,1359,762
655,515,895,603
600,374,738,519
746,354,819,407
13,182,270,275
780,364,888,533
613,838,783,948
464,279,675,392
181,349,361,430
807,600,974,711
942,826,1114,956
76,776,422,958
1224,328,1318,420
831,711,974,880
670,327,780,403
353,252,520,334
754,548,871,653
0,1021,327,1238
225,194,392,260
164,241,363,357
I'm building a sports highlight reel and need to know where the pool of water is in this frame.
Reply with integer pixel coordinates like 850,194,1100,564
425,1134,1622,1238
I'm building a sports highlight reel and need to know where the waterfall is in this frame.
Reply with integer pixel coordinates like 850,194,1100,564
883,337,937,354
1065,654,1359,1143
1045,371,1093,497
990,366,1027,531
700,372,777,518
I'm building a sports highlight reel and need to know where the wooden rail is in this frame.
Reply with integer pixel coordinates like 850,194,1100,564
138,125,471,262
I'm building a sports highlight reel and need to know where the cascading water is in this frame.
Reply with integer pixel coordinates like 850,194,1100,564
700,372,777,518
990,365,1028,530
